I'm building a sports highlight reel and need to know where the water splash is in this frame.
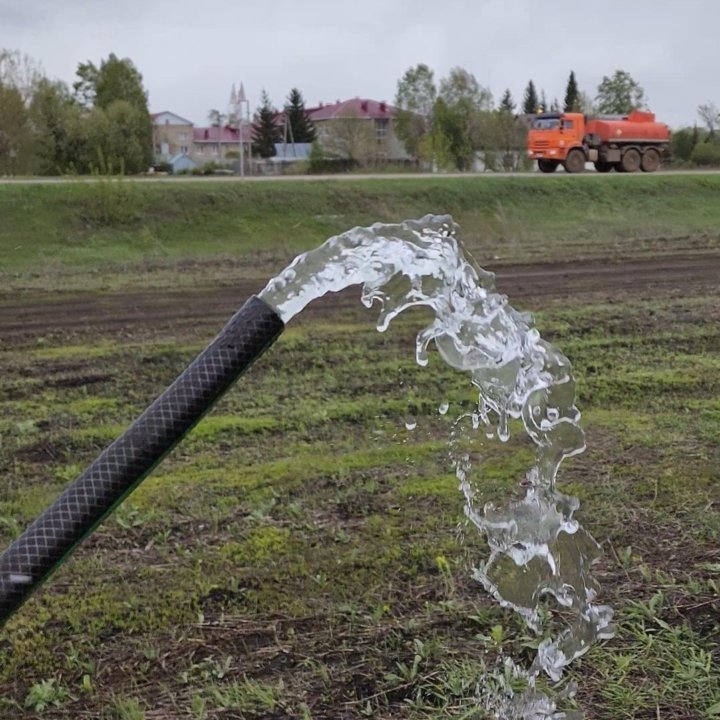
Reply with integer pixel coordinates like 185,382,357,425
260,214,613,716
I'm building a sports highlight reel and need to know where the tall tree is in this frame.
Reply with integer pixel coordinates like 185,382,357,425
440,67,493,147
323,108,375,166
0,83,31,174
563,71,580,112
252,90,280,158
595,70,645,114
0,48,43,101
522,80,539,114
93,54,150,112
28,78,82,174
499,89,515,114
0,49,44,174
487,102,527,171
438,67,492,111
72,54,153,171
394,63,437,158
697,103,720,137
104,100,151,173
430,96,474,170
73,61,99,108
283,88,316,143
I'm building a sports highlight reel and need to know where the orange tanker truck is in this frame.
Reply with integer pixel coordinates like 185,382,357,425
527,110,670,173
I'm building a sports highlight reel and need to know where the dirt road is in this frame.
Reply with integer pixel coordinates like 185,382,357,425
1,253,718,345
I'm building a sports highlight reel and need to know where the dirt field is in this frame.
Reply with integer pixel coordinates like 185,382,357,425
1,247,719,719
2,253,719,343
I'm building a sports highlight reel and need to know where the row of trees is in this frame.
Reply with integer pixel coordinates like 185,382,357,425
3,46,720,174
250,88,317,158
248,89,384,167
515,70,645,116
0,49,153,175
393,65,651,170
393,65,519,170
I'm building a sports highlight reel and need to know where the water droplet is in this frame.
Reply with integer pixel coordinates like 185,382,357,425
438,400,450,415
404,417,417,431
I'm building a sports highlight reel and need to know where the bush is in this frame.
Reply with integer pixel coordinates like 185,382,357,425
669,128,696,163
190,161,235,176
690,141,720,167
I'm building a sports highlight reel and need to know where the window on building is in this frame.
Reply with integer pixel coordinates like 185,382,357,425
375,118,389,143
180,145,188,153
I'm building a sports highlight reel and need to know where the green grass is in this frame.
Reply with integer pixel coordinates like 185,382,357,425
2,174,720,291
0,180,718,718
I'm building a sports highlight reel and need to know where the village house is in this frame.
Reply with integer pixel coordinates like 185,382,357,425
151,96,409,172
151,111,252,171
307,98,409,163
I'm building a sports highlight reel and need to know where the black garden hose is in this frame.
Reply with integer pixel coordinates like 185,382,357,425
0,296,284,624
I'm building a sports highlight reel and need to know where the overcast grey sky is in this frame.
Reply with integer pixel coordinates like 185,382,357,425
1,0,716,128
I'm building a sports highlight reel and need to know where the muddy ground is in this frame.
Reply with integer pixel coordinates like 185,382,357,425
2,253,718,344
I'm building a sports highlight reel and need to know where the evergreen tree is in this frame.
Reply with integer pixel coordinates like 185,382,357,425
522,80,539,114
564,71,580,112
252,90,280,158
540,90,548,113
283,88,316,143
499,89,515,113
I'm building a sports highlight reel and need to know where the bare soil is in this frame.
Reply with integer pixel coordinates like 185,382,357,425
1,253,718,344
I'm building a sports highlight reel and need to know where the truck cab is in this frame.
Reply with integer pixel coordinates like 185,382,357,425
527,112,587,173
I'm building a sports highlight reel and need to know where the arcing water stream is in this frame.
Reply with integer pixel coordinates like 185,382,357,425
260,215,614,718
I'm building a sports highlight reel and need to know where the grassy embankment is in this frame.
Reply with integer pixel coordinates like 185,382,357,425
0,176,718,718
1,173,720,292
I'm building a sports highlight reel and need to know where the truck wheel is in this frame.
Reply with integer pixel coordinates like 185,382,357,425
594,161,613,173
641,148,661,172
564,149,586,174
538,159,559,173
620,148,641,173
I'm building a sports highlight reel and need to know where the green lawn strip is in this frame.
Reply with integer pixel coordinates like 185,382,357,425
2,176,720,291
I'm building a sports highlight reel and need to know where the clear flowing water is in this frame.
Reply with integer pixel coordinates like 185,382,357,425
260,215,614,718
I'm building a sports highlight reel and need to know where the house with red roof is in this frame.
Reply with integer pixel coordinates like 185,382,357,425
307,98,409,163
191,124,253,164
151,96,410,172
